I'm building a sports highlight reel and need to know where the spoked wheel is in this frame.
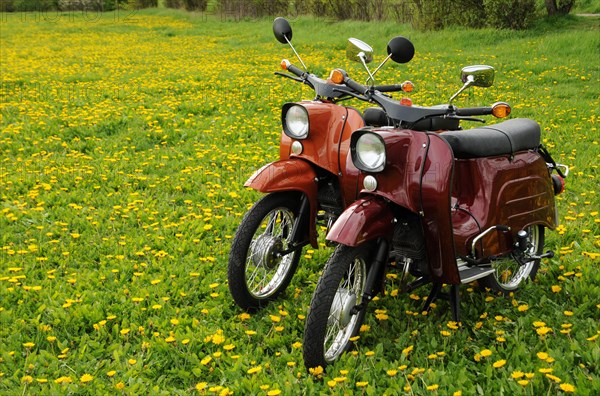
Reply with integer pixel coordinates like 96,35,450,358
479,225,545,293
303,244,373,370
228,192,304,311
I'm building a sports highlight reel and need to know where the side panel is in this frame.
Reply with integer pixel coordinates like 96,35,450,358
326,197,396,246
245,159,319,247
452,152,556,257
338,107,364,207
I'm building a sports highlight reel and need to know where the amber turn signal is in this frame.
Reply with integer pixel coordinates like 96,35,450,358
400,97,413,106
329,69,345,84
281,59,290,70
401,80,414,93
492,102,511,118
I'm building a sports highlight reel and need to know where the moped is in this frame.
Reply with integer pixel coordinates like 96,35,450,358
303,36,568,369
228,18,412,311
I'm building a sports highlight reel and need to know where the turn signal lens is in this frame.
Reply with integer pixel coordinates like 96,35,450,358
329,69,345,84
401,80,414,93
281,59,290,70
400,97,413,106
492,102,511,118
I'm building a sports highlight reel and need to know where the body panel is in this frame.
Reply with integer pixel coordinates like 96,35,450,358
245,159,319,247
326,196,396,246
451,152,556,258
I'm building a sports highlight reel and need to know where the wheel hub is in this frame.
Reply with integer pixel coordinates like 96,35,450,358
329,289,357,328
252,234,283,270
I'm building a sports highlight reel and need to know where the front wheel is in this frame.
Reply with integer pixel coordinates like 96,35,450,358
303,244,373,370
479,225,545,293
228,192,304,311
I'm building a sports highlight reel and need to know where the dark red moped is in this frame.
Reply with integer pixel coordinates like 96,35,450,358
303,36,568,369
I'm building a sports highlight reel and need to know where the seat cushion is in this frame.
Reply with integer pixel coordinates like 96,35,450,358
440,118,541,159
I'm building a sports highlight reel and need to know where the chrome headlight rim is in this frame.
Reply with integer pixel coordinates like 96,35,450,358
282,103,309,140
351,131,387,173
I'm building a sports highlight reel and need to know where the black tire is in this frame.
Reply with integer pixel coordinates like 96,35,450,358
303,243,374,370
228,192,304,311
479,225,545,293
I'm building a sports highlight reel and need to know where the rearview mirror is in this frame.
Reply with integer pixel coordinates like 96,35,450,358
346,38,374,64
386,36,415,64
273,17,292,44
461,65,495,87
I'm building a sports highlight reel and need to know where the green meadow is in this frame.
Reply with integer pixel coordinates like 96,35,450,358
0,8,598,395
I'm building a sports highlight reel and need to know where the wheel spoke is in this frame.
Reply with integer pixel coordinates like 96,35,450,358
243,206,298,298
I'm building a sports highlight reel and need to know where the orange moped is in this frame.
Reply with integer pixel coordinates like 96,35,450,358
228,18,412,311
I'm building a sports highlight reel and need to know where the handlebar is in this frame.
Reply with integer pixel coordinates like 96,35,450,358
454,107,493,116
372,84,406,93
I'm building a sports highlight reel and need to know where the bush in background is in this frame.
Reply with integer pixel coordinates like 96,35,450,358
484,0,536,29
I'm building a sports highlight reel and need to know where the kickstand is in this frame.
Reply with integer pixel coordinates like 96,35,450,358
421,283,461,323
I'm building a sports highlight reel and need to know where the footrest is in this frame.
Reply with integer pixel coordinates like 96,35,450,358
459,266,495,284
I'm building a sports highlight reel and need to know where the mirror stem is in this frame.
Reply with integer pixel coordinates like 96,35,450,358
285,36,308,71
449,75,474,105
371,53,392,79
359,53,376,86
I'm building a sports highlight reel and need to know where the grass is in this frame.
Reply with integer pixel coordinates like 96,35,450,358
1,9,599,395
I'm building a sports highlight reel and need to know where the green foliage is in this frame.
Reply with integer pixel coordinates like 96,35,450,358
215,0,289,18
58,0,118,11
0,10,598,395
484,0,537,29
128,0,157,9
10,0,58,11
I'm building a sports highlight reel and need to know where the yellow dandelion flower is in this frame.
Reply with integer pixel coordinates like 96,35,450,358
493,359,506,368
559,383,575,393
80,374,93,383
480,349,492,357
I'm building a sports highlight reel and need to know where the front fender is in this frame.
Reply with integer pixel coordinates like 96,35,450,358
326,196,395,246
245,159,319,248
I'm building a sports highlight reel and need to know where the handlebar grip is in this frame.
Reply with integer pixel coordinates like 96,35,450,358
287,63,304,77
373,84,404,93
455,107,493,116
344,77,367,94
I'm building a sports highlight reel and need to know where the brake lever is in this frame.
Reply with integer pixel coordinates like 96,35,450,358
274,71,304,83
332,88,368,101
446,115,486,123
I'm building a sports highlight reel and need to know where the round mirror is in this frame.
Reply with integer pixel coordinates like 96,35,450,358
346,38,374,64
273,17,292,44
386,36,415,64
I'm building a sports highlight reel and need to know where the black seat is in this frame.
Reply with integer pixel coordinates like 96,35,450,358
440,118,541,159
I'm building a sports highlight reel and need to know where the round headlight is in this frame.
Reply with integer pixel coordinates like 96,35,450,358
354,133,386,172
284,105,309,139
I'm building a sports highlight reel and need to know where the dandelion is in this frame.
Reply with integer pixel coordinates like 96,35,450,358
116,382,125,390
517,380,529,386
559,383,576,393
80,374,93,383
267,390,281,396
551,285,562,293
196,382,207,391
480,349,492,357
511,371,524,379
427,384,439,391
536,352,549,360
402,345,414,355
493,359,506,368
247,366,262,374
356,381,368,387
387,369,397,376
309,366,323,377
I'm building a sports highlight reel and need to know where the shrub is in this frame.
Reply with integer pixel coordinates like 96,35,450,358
128,0,157,9
11,0,58,11
216,0,288,18
58,0,117,11
483,0,536,29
